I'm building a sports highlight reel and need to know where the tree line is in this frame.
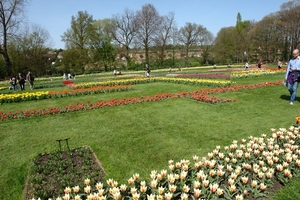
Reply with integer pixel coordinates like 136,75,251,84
0,0,300,79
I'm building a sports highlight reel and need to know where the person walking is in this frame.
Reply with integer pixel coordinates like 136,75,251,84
245,62,249,70
257,60,262,69
18,73,25,90
26,71,35,90
284,49,300,105
9,75,17,91
278,60,283,69
145,64,150,78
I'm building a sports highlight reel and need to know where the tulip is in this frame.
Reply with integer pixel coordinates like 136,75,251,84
209,183,219,193
74,195,82,200
229,185,236,193
259,183,267,191
140,185,147,193
95,182,103,190
217,188,224,196
236,194,244,200
64,187,71,194
132,193,140,200
241,176,248,184
194,188,202,198
183,184,190,193
128,177,135,185
169,184,177,193
133,173,139,180
193,155,199,161
147,194,156,200
165,192,173,200
193,180,201,189
84,178,91,186
72,185,80,193
150,179,158,189
120,184,127,192
251,180,258,188
228,178,235,186
203,179,209,187
84,185,91,194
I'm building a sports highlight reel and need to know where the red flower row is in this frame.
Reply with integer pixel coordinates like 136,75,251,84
0,81,281,121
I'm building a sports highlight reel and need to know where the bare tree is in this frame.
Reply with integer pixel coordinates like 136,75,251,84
154,12,176,68
197,28,214,65
178,22,206,66
0,0,28,76
136,4,162,65
278,0,300,54
111,8,138,66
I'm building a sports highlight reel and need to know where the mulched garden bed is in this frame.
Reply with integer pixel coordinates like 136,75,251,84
23,146,105,200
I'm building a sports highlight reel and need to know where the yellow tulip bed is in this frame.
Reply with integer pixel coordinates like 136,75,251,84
74,77,233,89
231,69,286,79
0,85,133,104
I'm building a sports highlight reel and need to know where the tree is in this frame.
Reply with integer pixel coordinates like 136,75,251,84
178,22,206,66
197,27,214,65
61,11,95,50
8,24,53,76
90,19,117,72
278,0,300,57
0,0,28,76
60,48,87,74
111,8,138,67
213,27,236,64
235,13,252,63
154,12,176,68
250,13,284,63
136,4,162,65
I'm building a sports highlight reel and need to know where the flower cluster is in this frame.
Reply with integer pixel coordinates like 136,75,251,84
173,73,231,80
0,81,281,121
231,69,285,79
0,86,7,91
74,77,233,89
0,85,133,104
151,77,233,87
0,91,50,103
29,125,300,200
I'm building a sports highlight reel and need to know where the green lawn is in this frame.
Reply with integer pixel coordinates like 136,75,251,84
0,72,298,199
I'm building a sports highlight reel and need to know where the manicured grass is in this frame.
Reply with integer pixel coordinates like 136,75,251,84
0,72,297,199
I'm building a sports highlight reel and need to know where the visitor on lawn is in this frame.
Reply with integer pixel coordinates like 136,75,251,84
18,73,25,90
284,48,300,105
26,71,35,90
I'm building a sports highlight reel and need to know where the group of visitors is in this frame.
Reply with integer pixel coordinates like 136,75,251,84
9,71,34,91
63,73,76,80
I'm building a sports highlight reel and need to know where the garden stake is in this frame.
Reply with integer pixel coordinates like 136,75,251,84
56,138,70,151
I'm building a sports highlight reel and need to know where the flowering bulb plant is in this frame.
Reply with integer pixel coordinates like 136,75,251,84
29,125,300,200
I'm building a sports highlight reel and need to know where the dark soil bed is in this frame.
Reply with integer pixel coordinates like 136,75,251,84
23,146,105,200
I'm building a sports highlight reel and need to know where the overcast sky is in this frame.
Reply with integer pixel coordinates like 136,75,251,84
26,0,287,49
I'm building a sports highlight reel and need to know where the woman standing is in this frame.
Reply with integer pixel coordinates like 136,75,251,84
18,73,25,90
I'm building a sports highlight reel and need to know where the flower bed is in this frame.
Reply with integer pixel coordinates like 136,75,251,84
231,69,285,79
0,81,281,121
28,125,300,200
171,73,231,80
0,85,133,104
24,146,105,200
74,77,233,89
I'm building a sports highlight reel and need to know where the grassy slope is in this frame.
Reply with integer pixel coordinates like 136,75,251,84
1,74,298,199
